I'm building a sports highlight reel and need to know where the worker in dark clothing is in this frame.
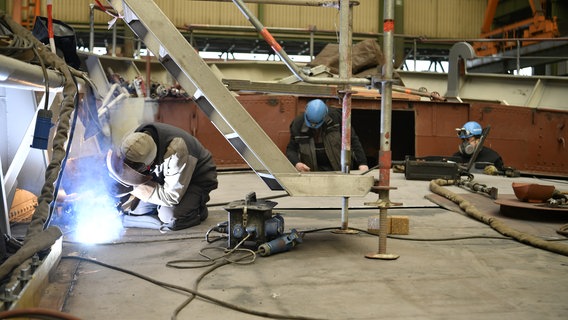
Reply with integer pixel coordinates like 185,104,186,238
107,122,218,231
286,99,369,172
453,121,504,171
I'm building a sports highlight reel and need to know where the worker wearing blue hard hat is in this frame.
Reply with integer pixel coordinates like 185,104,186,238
453,121,504,171
286,99,369,172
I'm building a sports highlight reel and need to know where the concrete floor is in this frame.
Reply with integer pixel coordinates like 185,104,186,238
37,170,568,320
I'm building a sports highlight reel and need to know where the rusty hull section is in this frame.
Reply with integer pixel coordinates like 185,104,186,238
156,95,567,177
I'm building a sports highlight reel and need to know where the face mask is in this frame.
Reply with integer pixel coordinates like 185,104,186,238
459,140,476,155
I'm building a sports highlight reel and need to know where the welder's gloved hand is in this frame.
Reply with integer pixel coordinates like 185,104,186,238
113,182,134,198
393,164,405,173
483,165,499,175
131,182,156,202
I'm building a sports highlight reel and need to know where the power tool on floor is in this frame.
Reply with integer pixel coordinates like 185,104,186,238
224,192,285,250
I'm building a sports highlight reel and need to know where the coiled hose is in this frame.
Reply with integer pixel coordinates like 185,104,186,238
430,179,568,257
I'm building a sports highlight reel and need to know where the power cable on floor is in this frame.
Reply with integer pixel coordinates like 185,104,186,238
298,226,515,242
61,255,326,320
166,233,257,269
62,233,214,245
165,234,259,318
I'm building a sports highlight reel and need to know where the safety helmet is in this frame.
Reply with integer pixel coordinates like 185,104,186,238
456,121,482,139
304,99,328,129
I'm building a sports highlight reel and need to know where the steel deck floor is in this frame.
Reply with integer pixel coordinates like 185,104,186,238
37,170,568,320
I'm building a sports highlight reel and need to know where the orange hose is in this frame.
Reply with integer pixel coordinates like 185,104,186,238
0,307,81,320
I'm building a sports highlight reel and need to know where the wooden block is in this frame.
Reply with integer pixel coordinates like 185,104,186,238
367,215,409,235
390,216,410,235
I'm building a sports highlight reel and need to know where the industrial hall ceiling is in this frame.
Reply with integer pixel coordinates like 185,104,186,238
5,0,568,74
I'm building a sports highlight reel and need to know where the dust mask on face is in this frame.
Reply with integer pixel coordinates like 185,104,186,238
459,140,476,155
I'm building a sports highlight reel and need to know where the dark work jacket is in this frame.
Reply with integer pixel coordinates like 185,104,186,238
137,123,218,190
285,108,368,171
453,146,504,171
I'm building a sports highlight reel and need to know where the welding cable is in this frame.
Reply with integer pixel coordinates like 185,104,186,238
166,233,256,269
349,226,514,242
32,45,50,110
171,259,231,320
429,179,568,256
297,226,514,242
205,192,289,208
0,32,34,57
557,223,568,237
62,233,211,245
169,246,258,320
0,32,49,111
0,14,77,282
0,308,81,320
205,221,228,243
166,235,257,319
48,75,80,226
61,255,326,320
166,233,259,319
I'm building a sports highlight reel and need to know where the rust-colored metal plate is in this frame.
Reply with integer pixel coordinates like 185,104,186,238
495,195,568,214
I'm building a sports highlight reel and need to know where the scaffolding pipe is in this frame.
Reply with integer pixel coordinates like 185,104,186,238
0,54,66,90
89,4,95,52
231,0,370,86
338,0,354,232
366,0,399,260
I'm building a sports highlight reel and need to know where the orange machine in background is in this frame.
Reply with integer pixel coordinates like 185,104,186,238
11,0,42,30
474,0,560,56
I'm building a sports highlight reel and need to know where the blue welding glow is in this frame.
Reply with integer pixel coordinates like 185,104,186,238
70,190,124,244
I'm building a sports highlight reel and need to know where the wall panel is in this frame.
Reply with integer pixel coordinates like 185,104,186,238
156,0,254,26
404,0,485,38
437,0,485,38
353,0,380,34
404,0,439,37
5,0,482,40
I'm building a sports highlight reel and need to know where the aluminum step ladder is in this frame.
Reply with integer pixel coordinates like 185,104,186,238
108,0,373,197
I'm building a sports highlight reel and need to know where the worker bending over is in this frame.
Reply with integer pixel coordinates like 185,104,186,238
107,122,218,231
286,99,369,172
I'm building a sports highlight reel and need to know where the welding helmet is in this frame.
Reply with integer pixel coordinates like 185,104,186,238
106,132,156,186
304,99,328,129
456,121,482,139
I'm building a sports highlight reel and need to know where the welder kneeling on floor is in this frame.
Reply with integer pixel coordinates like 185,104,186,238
107,122,218,231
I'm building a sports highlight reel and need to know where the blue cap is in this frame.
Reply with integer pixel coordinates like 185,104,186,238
304,99,328,129
456,121,482,138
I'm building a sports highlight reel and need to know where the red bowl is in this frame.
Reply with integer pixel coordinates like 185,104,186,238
512,182,555,203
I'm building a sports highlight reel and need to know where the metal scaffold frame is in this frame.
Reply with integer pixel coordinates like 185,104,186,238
106,0,374,198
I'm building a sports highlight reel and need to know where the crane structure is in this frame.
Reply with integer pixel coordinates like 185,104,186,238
10,0,42,30
473,0,560,56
